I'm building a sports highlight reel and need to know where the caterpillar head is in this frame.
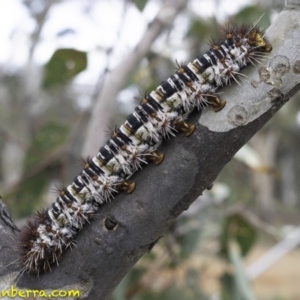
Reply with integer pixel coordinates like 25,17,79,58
247,27,272,52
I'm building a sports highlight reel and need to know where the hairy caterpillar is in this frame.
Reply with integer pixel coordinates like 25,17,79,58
18,24,272,274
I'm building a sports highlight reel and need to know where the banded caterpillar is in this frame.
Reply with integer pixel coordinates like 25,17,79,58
19,24,272,274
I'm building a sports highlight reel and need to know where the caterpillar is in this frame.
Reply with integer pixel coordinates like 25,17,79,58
18,24,272,274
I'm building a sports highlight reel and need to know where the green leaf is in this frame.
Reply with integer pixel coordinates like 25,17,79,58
219,214,256,259
25,122,69,168
42,48,87,88
185,19,214,39
133,0,148,12
220,241,257,300
6,122,69,218
233,6,271,28
179,228,201,259
228,240,256,300
220,273,235,300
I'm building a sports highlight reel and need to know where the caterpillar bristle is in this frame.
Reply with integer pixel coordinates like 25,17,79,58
18,224,36,253
104,125,118,138
175,59,186,73
52,184,66,196
207,37,222,51
238,23,252,37
34,209,49,223
77,156,90,168
220,22,237,39
18,21,272,274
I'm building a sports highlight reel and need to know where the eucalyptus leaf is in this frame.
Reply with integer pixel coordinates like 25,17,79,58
220,214,256,259
133,0,147,11
43,48,87,88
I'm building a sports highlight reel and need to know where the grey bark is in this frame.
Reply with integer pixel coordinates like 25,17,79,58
1,1,300,299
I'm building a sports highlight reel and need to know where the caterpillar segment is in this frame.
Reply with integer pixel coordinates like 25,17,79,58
19,25,272,273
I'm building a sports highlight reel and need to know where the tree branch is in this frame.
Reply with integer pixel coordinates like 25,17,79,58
1,2,300,299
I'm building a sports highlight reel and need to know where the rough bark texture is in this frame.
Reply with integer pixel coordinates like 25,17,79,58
1,2,300,299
